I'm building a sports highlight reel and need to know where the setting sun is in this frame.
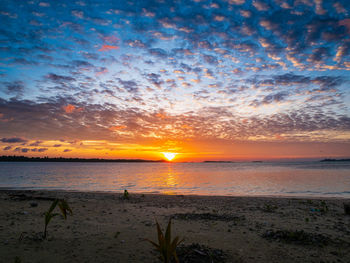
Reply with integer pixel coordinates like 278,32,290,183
162,152,177,161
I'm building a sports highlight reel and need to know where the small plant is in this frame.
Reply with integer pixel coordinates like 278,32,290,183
43,199,72,239
123,189,129,200
146,219,183,263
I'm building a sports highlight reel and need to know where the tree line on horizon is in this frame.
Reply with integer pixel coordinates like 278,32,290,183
0,155,165,162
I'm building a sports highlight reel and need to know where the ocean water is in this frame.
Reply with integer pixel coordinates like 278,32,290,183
0,161,349,198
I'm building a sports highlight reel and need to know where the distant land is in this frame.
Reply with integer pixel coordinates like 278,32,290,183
203,161,235,163
320,158,350,162
0,156,165,163
203,160,264,163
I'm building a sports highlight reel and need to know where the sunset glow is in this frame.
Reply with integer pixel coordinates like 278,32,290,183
0,0,350,161
162,152,177,161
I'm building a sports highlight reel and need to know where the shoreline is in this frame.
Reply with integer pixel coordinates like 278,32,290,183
1,187,349,200
1,189,349,262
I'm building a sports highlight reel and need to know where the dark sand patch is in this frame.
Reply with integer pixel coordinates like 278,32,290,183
171,213,245,222
174,243,230,263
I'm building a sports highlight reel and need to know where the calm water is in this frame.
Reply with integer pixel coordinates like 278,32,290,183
0,161,349,198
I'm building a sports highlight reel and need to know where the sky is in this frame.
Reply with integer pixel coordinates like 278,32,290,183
0,0,350,161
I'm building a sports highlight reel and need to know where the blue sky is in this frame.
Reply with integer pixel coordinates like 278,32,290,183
0,0,350,160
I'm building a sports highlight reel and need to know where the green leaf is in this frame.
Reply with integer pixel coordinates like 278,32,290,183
145,239,161,250
45,212,58,225
43,199,72,239
48,199,59,214
165,219,172,246
170,236,180,251
156,220,164,245
173,251,180,263
58,199,73,219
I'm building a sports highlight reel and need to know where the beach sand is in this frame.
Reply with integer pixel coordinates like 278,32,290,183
0,190,349,262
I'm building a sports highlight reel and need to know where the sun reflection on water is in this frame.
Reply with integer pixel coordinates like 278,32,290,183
163,163,178,194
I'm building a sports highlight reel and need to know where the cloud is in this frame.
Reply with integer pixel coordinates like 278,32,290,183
334,42,350,62
125,39,147,48
229,0,245,5
38,148,48,152
1,137,28,143
253,1,269,11
109,125,127,131
63,104,76,113
146,73,163,89
72,10,84,19
307,47,330,63
0,0,350,151
98,45,119,51
202,54,218,65
333,2,347,14
29,140,42,146
39,2,50,7
118,79,139,93
1,11,18,19
148,48,168,58
46,73,75,83
21,148,30,153
31,147,48,152
261,92,289,105
314,0,326,15
3,81,24,97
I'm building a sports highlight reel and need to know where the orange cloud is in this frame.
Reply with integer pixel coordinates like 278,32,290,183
214,15,225,21
63,104,83,114
63,104,75,113
98,45,119,51
156,113,168,119
109,125,127,131
240,10,251,17
181,124,192,129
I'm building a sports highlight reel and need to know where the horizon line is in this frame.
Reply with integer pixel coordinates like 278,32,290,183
1,155,350,163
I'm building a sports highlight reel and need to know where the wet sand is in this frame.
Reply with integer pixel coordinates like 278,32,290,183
0,190,349,262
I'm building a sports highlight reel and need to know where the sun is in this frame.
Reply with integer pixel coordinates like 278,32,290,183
162,152,177,161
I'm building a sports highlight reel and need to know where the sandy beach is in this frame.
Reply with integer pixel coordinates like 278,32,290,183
0,190,349,263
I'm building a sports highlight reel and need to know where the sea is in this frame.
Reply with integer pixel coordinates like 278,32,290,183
0,161,349,198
